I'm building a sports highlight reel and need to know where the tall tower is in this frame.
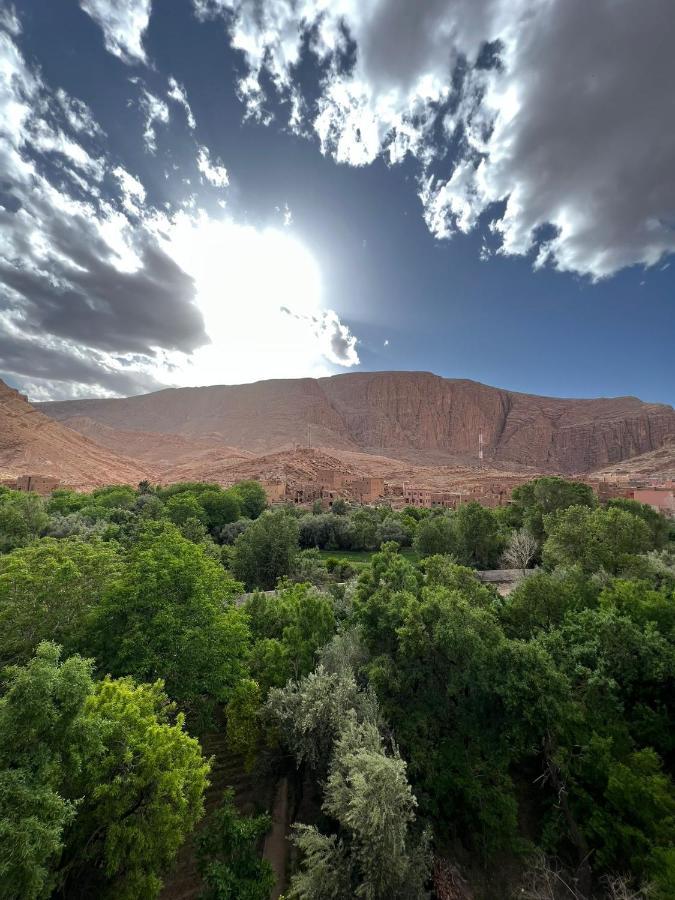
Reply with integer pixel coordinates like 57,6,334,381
479,429,484,466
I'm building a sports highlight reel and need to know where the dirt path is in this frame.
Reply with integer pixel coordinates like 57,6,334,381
263,777,291,899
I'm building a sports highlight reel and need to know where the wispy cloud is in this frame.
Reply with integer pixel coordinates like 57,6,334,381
196,146,229,188
80,0,152,65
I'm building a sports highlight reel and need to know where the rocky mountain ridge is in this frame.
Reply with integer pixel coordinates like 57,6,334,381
39,371,675,474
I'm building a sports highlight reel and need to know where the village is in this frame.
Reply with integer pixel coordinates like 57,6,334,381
4,467,674,519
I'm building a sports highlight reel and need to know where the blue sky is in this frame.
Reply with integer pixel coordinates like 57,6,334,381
1,0,674,404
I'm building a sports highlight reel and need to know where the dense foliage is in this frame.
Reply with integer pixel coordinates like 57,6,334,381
0,476,673,898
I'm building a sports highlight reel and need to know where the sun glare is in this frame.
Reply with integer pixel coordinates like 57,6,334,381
156,214,332,386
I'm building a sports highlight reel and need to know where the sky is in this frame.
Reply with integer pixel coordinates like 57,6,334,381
0,0,674,404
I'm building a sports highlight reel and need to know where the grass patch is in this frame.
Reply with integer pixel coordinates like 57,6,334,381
315,548,419,566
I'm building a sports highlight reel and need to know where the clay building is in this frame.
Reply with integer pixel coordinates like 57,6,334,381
631,488,675,517
315,469,346,490
345,477,385,504
290,482,323,505
261,480,287,503
14,474,60,495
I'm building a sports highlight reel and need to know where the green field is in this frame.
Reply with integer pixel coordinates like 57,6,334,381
315,547,420,566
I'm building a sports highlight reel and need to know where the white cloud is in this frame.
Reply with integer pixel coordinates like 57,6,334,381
0,5,21,37
138,86,169,152
167,76,196,129
197,0,675,279
113,165,146,214
55,88,104,136
0,23,360,399
80,0,152,64
196,145,229,188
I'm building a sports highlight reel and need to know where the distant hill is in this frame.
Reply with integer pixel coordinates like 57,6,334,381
0,380,152,489
38,371,675,474
593,435,675,480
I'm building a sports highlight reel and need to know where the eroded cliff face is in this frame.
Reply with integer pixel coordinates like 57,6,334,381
319,372,675,471
38,371,675,474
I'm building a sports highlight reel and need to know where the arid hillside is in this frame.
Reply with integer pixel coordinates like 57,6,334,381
592,435,675,480
40,371,675,474
0,380,152,489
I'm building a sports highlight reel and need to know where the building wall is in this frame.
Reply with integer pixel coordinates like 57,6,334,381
261,480,287,503
14,475,60,495
631,489,675,516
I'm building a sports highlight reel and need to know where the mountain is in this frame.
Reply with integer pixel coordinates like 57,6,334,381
61,416,253,470
0,380,152,489
592,435,675,480
38,372,675,474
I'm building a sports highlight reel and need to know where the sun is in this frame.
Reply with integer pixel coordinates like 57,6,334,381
153,212,337,387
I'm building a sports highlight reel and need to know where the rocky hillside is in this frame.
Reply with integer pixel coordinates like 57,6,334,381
0,380,152,489
592,435,675,480
39,372,675,474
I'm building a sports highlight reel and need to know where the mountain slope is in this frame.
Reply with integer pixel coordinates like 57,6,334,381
592,436,675,480
38,371,675,474
0,380,152,489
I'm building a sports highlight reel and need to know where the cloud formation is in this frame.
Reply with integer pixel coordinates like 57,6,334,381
80,0,152,64
198,0,675,278
0,15,360,399
196,146,229,188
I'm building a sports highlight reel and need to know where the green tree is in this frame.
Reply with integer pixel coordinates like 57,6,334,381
88,485,138,510
84,523,249,725
412,514,455,558
0,491,49,552
537,606,675,895
0,645,86,900
266,666,378,774
246,582,336,690
200,489,241,532
451,501,503,569
0,537,122,666
197,789,274,900
289,717,430,900
0,643,209,900
68,676,210,898
510,476,597,542
231,509,299,590
47,488,88,516
225,678,262,769
607,497,670,549
331,498,348,516
166,492,209,527
499,569,594,639
231,480,267,519
543,505,653,574
354,550,564,856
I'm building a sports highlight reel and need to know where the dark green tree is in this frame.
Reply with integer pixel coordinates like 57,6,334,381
231,509,299,590
543,505,653,574
231,480,267,519
197,789,273,900
412,514,455,558
607,497,670,549
510,477,597,542
451,501,503,569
